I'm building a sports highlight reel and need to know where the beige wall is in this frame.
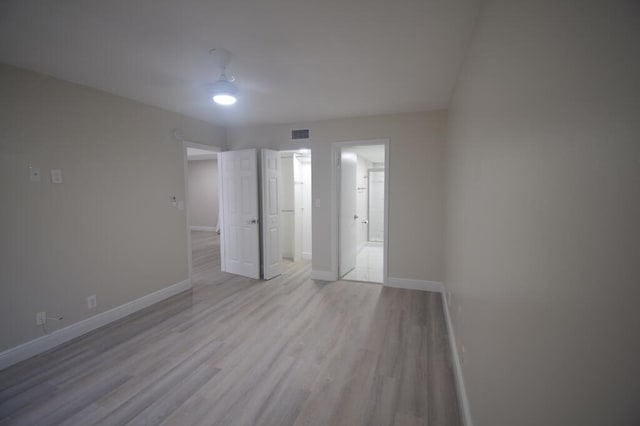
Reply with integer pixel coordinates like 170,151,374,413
227,110,446,282
444,1,640,425
187,159,218,228
0,63,225,352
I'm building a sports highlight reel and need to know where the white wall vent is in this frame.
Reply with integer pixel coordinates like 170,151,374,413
291,129,310,140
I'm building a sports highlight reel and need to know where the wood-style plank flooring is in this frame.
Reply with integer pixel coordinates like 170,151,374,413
0,231,460,425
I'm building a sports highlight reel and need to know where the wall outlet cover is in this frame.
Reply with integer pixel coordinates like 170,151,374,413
36,311,46,325
50,169,63,184
87,295,97,310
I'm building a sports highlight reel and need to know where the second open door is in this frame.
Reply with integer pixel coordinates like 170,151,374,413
219,148,282,280
261,149,283,279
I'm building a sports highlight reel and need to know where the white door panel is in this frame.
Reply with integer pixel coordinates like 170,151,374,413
261,149,283,279
220,149,260,279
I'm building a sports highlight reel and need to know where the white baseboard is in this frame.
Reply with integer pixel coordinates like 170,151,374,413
442,289,473,426
302,252,312,260
0,279,192,371
310,270,337,281
190,226,216,232
385,277,444,293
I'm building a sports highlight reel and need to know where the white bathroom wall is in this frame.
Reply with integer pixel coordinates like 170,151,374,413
354,154,370,252
368,169,385,242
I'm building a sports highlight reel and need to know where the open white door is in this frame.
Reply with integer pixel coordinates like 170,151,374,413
339,150,358,277
261,149,283,279
293,155,303,262
219,149,260,279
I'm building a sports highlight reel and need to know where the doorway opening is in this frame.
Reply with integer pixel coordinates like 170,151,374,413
334,141,388,284
279,149,312,263
183,142,221,284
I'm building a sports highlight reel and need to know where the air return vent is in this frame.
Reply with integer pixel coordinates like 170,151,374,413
291,129,310,140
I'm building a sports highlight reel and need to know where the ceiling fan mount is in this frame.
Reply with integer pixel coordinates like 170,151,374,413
209,48,238,106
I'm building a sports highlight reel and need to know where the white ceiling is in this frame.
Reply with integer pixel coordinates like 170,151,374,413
0,0,479,127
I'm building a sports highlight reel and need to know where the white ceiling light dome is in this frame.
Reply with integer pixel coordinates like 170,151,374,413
210,48,238,106
212,78,238,105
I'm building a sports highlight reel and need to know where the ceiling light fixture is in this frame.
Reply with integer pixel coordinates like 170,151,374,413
210,48,238,106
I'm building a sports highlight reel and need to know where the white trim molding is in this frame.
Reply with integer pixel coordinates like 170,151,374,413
384,276,473,424
386,277,444,293
190,226,217,232
310,270,337,281
0,279,192,371
187,154,218,161
442,291,473,426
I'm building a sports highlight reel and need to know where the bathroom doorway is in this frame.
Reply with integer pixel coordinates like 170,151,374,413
334,141,388,284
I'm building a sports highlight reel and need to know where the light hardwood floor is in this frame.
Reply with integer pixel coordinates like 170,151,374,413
0,231,461,425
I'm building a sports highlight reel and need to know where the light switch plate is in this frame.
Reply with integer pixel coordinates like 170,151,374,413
50,169,63,184
29,167,41,182
177,200,184,210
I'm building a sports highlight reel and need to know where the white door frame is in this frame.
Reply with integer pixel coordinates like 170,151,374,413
331,139,389,284
182,141,222,284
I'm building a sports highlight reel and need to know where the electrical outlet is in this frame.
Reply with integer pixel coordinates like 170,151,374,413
87,295,97,310
36,312,46,325
50,169,63,184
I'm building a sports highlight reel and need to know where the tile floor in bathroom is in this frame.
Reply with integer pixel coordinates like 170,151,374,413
343,242,384,283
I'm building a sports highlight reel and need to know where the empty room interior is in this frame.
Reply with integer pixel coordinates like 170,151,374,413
0,1,638,425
